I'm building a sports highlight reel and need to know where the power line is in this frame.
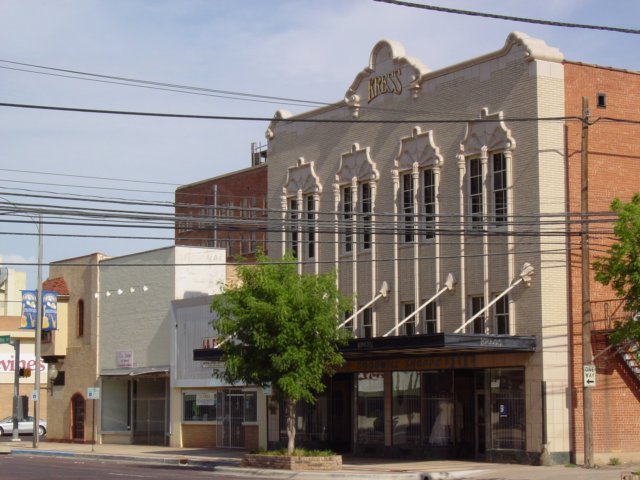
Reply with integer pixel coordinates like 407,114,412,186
0,102,580,124
372,0,640,35
0,167,179,186
0,60,329,107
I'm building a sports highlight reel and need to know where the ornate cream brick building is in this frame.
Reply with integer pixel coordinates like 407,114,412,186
260,32,640,464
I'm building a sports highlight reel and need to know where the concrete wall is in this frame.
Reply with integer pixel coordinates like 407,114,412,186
99,246,226,372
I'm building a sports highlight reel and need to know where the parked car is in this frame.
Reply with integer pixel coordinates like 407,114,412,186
0,416,46,436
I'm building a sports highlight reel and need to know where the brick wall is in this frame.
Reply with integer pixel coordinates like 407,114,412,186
244,424,259,450
181,424,217,448
565,61,640,460
175,165,268,260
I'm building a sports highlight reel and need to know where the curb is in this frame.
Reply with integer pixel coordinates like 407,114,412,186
9,448,221,468
214,465,425,479
8,448,482,480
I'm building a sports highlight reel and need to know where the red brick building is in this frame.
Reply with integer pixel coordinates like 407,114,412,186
175,150,268,262
565,62,640,462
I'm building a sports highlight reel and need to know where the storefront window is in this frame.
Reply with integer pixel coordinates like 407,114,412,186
422,371,454,446
490,368,525,450
244,392,257,422
183,391,217,421
392,371,421,445
357,372,385,444
278,395,328,446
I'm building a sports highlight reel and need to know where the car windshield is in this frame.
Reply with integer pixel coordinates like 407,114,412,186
0,416,11,423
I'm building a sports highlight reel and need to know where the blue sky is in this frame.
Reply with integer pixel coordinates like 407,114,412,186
1,0,640,287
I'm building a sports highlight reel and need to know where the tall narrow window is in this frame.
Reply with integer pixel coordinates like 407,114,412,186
77,299,85,337
402,173,414,242
422,169,436,240
361,183,372,250
305,195,315,259
289,198,298,258
403,303,416,335
361,307,373,338
423,301,437,334
343,309,353,333
342,187,352,253
471,295,485,334
493,153,507,225
469,158,483,228
495,295,510,335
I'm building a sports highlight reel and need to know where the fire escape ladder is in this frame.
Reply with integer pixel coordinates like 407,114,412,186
617,339,640,383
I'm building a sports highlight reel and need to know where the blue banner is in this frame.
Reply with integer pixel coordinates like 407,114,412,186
20,290,37,329
42,291,58,331
20,290,58,331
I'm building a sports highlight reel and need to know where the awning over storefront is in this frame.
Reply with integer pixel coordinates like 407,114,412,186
193,333,535,363
339,333,536,359
100,366,170,376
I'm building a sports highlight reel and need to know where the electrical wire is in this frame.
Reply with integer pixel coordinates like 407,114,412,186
372,0,640,35
0,102,581,124
0,60,329,106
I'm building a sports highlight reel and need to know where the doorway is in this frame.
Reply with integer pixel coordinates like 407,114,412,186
453,370,475,458
330,373,352,453
71,394,85,441
216,391,245,448
132,377,167,445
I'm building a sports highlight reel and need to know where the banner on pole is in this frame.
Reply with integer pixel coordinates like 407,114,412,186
20,290,58,330
20,290,37,329
42,291,58,331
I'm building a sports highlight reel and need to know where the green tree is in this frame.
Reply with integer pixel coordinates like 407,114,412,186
211,253,352,454
593,194,640,344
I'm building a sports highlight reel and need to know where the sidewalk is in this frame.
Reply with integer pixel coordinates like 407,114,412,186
2,439,638,480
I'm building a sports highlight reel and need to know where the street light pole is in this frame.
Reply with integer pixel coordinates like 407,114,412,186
33,214,42,448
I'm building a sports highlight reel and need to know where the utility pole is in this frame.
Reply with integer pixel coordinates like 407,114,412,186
581,96,594,468
33,214,42,448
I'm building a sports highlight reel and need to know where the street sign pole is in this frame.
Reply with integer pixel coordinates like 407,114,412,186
10,338,20,442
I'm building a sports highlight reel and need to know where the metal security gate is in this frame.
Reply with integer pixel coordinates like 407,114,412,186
216,391,245,448
132,377,168,446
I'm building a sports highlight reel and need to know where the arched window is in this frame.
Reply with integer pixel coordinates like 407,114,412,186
77,299,84,337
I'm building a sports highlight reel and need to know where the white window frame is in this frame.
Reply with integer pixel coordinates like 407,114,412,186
342,186,353,253
492,152,508,226
288,198,299,258
423,301,437,334
402,302,416,336
494,294,510,335
470,295,485,334
422,168,436,240
361,183,372,251
468,158,483,229
305,194,316,259
402,172,414,243
361,307,373,338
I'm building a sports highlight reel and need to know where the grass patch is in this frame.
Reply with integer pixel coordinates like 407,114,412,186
609,457,621,466
250,448,336,457
564,463,577,468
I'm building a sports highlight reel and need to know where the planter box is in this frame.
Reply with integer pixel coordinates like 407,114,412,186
242,453,342,471
621,473,640,480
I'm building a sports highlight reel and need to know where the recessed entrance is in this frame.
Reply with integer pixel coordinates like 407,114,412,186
71,393,85,441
